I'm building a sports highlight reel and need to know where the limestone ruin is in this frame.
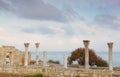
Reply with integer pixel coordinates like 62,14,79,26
0,46,31,66
0,41,115,77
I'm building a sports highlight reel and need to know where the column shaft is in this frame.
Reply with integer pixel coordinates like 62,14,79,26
43,51,47,67
35,43,40,65
25,47,28,66
85,46,89,69
64,54,67,68
36,48,39,65
24,43,29,66
108,42,113,71
83,40,90,70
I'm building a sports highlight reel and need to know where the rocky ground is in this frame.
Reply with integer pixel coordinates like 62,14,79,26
113,66,120,77
114,66,120,71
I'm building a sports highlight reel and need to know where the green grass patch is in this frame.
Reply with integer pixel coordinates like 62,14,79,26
24,73,43,77
76,75,80,77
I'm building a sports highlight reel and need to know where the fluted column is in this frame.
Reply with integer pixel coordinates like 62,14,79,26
64,54,67,68
43,51,47,67
107,42,113,71
35,43,40,65
83,40,90,70
24,43,30,66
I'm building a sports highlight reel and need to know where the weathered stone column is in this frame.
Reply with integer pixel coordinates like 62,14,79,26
24,43,30,66
64,54,67,68
43,51,47,67
35,43,40,65
107,42,113,71
83,40,90,70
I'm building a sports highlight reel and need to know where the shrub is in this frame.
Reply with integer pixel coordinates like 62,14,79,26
76,75,80,77
68,47,108,67
48,60,60,64
96,58,108,67
30,60,36,65
35,73,43,77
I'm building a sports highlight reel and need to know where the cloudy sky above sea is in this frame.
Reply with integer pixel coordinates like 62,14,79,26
0,0,120,52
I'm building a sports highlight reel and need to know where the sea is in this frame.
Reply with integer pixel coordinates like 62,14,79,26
31,51,120,66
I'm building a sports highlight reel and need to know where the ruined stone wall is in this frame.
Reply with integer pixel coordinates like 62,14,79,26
0,47,6,65
0,46,31,66
0,66,112,77
13,50,24,66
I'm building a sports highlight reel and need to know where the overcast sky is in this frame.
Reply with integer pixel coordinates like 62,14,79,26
0,0,120,52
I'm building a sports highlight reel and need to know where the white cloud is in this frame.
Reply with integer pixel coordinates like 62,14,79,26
0,17,120,52
69,37,80,44
0,0,120,52
0,0,66,22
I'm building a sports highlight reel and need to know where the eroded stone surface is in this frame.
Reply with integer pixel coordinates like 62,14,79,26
0,46,31,66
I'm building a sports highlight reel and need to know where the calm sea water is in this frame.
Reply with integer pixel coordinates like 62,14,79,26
31,51,120,66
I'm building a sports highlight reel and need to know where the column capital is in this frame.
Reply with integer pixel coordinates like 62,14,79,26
83,40,90,47
35,43,40,48
107,42,113,48
24,43,30,47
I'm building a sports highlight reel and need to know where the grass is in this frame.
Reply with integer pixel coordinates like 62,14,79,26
24,73,43,77
76,75,80,77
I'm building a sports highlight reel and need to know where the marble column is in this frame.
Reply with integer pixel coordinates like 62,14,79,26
107,42,113,71
35,43,40,65
24,43,30,66
83,40,90,70
64,54,67,68
43,51,47,67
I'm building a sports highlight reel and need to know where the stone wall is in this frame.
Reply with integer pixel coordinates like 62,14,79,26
0,66,112,77
0,46,31,66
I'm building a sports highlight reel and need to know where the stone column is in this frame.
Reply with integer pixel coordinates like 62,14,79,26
43,51,47,67
64,54,67,68
83,40,90,70
107,42,113,71
35,43,40,65
24,43,30,66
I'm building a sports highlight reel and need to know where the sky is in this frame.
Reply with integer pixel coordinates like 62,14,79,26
0,0,120,52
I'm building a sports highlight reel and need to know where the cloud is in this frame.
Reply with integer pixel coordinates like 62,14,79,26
0,0,120,51
0,0,10,10
22,26,56,35
0,27,6,33
70,0,120,8
94,14,120,30
22,25,75,37
20,20,76,37
62,6,84,21
21,20,94,38
0,19,120,51
0,0,65,22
